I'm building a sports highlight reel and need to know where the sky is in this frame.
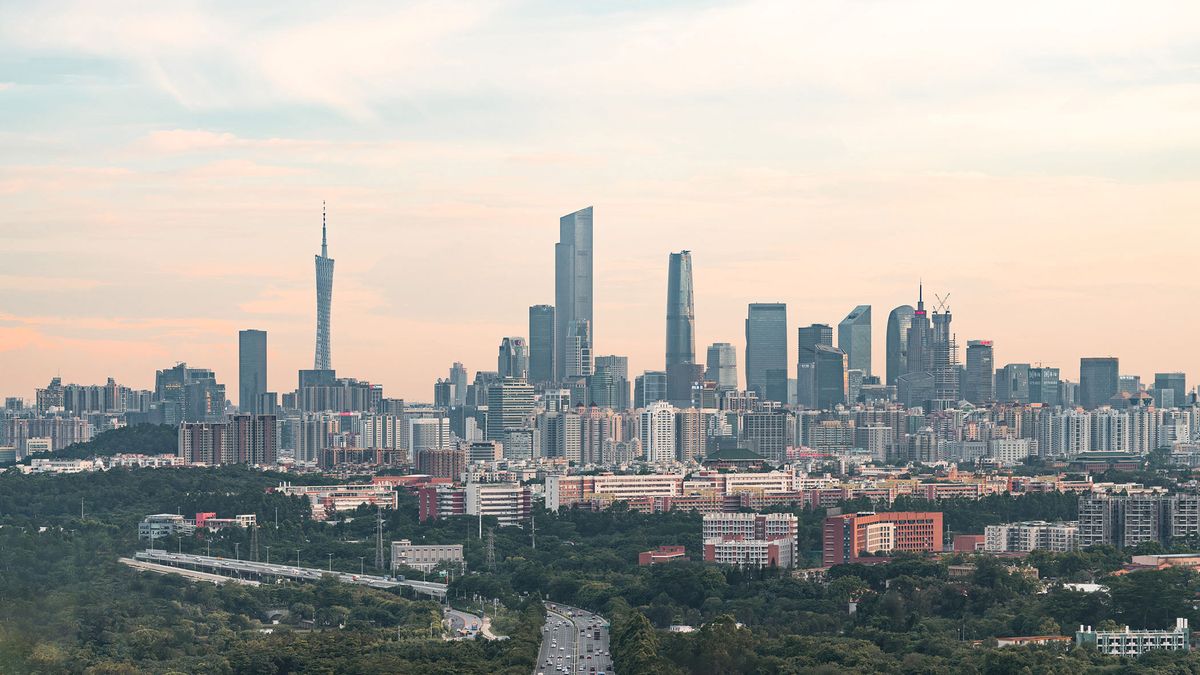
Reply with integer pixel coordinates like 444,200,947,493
3,0,1200,403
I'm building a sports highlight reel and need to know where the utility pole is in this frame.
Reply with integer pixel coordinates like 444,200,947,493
531,515,536,550
375,505,386,570
251,523,260,562
80,498,84,519
266,546,271,565
328,553,333,572
234,542,240,561
275,507,278,529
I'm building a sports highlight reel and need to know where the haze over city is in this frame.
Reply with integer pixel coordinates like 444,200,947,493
2,1,1199,400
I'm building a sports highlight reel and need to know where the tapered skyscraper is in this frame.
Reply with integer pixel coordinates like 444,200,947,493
555,207,593,381
314,203,335,371
665,251,695,369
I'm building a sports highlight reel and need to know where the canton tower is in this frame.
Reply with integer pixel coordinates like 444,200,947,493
314,203,335,370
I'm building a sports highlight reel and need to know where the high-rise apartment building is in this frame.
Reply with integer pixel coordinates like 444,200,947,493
705,343,738,391
746,303,788,403
640,401,677,463
838,306,871,377
314,203,335,371
963,340,994,405
528,305,555,385
238,329,267,415
555,207,593,381
1080,357,1120,409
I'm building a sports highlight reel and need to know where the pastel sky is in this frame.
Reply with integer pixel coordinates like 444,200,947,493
3,1,1200,403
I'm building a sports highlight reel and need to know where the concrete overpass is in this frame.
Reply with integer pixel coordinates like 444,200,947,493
133,549,447,599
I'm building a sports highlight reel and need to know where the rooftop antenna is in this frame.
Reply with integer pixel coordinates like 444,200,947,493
916,280,925,312
321,201,328,258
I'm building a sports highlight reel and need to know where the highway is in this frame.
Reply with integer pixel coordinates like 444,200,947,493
133,550,447,598
120,557,262,586
536,602,613,675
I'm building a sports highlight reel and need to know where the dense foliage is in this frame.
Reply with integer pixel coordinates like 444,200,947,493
5,466,1200,673
36,423,179,461
0,467,539,674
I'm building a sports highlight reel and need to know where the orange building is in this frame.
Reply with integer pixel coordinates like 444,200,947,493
823,511,944,567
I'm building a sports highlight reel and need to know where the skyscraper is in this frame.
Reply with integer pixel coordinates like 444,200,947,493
486,377,534,441
1154,372,1187,409
930,299,959,403
314,203,335,371
963,340,994,405
449,362,468,406
813,345,848,410
528,305,555,385
665,251,695,369
564,319,593,378
838,306,872,377
885,305,914,387
996,363,1031,403
555,207,593,381
746,303,788,403
238,329,267,414
497,337,530,379
705,343,738,391
797,324,833,366
1080,357,1119,409
1029,366,1061,406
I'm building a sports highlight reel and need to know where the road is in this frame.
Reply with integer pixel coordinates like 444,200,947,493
535,602,613,675
120,557,262,586
133,549,447,598
446,608,483,639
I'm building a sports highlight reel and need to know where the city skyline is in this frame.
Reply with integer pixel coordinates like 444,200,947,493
4,2,1200,400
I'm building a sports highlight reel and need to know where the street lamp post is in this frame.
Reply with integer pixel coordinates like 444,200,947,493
296,549,301,568
359,557,365,575
265,546,271,565
234,542,240,561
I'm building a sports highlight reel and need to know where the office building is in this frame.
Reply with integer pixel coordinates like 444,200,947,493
555,207,593,381
746,303,788,403
963,340,994,405
1029,366,1061,406
1155,373,1187,409
528,305,555,385
635,370,668,408
497,337,529,380
813,345,847,409
838,305,871,377
822,511,944,566
314,203,335,371
705,343,738,391
485,378,534,441
1080,357,1120,409
996,363,1031,403
238,329,267,415
886,305,915,386
665,250,696,371
392,539,464,573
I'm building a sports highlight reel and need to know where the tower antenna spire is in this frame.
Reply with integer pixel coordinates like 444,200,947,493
917,279,924,312
321,201,328,257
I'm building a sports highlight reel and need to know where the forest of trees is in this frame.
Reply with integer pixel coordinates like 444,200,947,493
35,424,179,461
4,465,1200,673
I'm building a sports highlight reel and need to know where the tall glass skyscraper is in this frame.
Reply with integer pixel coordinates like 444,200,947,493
745,303,788,403
314,203,335,371
555,207,593,381
497,337,529,379
705,343,738,391
885,305,914,386
1080,357,1119,409
528,305,555,385
963,340,994,404
238,329,267,414
665,251,695,369
838,305,872,377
